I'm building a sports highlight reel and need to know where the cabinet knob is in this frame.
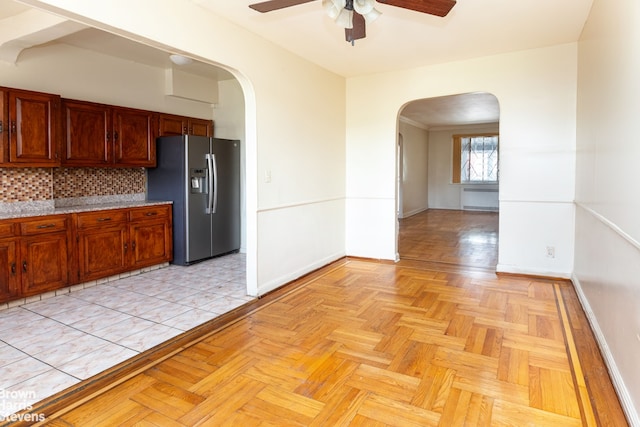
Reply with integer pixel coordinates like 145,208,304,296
10,263,15,275
11,121,16,134
22,261,27,273
0,120,3,133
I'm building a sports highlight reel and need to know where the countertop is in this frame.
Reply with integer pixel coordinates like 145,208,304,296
0,195,172,221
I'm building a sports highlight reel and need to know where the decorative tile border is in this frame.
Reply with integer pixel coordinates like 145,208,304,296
0,167,146,207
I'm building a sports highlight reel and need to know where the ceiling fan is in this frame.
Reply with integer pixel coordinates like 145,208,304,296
248,0,456,44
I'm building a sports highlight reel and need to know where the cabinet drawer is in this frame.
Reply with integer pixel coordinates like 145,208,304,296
0,221,16,238
129,205,170,222
20,217,67,235
76,210,127,229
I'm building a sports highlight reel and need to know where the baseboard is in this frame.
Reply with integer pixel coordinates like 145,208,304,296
399,207,428,219
571,273,640,427
495,264,572,279
256,252,346,297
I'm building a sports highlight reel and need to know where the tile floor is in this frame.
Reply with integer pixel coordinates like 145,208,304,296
0,253,251,418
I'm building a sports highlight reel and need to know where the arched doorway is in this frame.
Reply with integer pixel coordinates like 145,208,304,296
396,92,500,269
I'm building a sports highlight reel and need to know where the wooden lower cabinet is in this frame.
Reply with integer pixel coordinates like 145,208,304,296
129,216,172,269
0,215,71,301
76,210,129,282
0,204,172,304
20,232,69,296
0,238,19,301
76,205,172,283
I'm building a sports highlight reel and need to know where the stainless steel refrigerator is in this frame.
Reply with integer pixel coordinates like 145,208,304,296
147,135,240,265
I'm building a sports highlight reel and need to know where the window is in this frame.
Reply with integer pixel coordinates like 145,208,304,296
452,134,499,183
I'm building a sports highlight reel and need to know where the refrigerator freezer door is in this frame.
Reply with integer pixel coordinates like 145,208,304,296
211,139,241,257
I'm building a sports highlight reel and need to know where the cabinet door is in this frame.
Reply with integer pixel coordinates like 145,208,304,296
129,218,172,269
0,88,8,163
113,107,157,167
0,239,19,301
7,89,60,166
77,225,129,282
159,114,187,136
62,99,111,166
20,233,68,296
189,118,213,137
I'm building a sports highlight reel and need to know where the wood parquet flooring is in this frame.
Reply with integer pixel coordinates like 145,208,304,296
12,257,627,426
398,209,499,268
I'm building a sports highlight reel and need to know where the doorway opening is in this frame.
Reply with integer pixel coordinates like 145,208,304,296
396,92,500,270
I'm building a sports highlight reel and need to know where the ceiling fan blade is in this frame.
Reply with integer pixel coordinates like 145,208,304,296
345,12,366,43
377,0,456,17
249,0,315,13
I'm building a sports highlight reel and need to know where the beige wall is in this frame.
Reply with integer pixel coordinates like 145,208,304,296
346,44,577,278
575,0,640,421
398,120,429,218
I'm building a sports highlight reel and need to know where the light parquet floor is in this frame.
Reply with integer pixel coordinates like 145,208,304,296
6,209,627,426
11,257,627,426
398,209,499,268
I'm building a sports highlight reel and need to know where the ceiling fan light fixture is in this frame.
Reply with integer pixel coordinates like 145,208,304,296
322,0,345,19
361,7,381,23
169,54,193,66
353,0,374,15
335,8,354,28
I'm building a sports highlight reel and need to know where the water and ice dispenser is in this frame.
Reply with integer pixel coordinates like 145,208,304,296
190,168,208,194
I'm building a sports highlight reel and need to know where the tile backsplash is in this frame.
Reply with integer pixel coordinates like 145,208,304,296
0,167,146,202
0,168,52,202
53,167,146,199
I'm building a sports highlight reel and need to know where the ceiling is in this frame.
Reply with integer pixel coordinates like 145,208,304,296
0,0,593,127
190,0,593,78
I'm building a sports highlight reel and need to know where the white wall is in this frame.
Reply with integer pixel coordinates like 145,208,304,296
428,123,499,210
18,0,348,297
398,119,429,218
1,43,214,119
346,44,577,277
575,0,640,422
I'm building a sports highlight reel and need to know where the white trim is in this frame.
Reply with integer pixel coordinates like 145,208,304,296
256,252,345,297
495,264,572,279
401,207,428,218
576,202,640,252
571,273,640,427
258,197,344,213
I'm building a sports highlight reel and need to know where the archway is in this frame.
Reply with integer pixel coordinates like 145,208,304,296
396,92,500,269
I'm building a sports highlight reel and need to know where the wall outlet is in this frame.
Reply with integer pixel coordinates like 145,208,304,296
546,246,555,258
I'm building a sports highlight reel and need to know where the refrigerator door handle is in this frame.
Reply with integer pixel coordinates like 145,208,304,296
211,153,219,214
205,153,214,214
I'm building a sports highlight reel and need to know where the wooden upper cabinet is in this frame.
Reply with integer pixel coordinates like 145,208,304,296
62,99,111,166
0,87,60,167
158,114,187,136
113,107,158,167
159,113,213,137
62,100,158,168
189,117,213,137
